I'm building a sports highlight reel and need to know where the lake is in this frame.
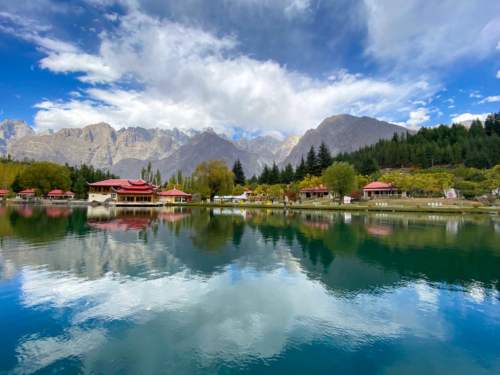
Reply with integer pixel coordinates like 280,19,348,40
0,205,499,374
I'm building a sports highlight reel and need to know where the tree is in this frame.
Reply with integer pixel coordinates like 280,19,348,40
322,162,357,203
294,157,306,181
259,165,271,184
192,160,234,200
232,159,246,185
318,142,332,171
306,146,320,176
18,161,71,195
154,170,162,186
269,162,280,184
281,163,295,184
356,155,379,175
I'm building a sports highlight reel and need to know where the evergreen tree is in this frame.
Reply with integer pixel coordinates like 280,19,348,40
259,165,271,184
154,170,162,186
232,159,246,185
306,146,319,176
281,163,295,184
295,157,306,181
318,142,332,171
269,162,280,184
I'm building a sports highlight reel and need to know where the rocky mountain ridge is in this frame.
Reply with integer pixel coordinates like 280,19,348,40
1,115,409,178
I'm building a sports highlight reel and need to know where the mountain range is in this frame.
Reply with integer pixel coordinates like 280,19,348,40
0,115,409,178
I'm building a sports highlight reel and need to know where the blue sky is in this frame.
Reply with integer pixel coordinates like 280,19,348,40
0,0,499,136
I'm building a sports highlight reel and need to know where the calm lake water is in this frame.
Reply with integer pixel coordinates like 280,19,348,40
0,206,499,374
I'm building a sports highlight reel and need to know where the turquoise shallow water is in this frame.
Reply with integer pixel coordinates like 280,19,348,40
0,206,499,374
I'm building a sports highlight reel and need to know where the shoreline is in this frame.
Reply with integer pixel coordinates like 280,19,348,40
3,200,499,215
169,201,500,215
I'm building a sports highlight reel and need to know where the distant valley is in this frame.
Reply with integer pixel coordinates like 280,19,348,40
0,115,409,179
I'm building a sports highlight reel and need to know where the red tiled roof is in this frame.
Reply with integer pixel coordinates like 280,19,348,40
159,188,191,197
88,179,130,187
300,185,329,193
363,181,395,190
116,188,155,195
0,189,9,195
18,188,36,195
47,189,65,196
65,191,75,196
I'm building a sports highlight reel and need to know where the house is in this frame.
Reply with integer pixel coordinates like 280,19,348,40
0,189,9,200
362,182,399,199
88,179,131,203
88,179,160,205
47,189,76,200
159,188,192,203
299,185,331,200
16,188,36,200
113,180,160,205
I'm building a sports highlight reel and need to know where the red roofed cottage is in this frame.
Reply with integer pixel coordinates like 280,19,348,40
159,188,192,203
362,181,399,199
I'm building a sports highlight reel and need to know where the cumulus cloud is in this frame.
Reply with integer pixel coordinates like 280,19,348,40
451,112,489,124
405,107,430,129
22,9,435,133
363,0,500,69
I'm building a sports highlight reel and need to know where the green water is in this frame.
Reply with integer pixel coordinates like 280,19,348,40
0,206,499,374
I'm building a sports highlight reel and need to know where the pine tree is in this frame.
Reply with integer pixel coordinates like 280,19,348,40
318,142,332,171
295,157,306,181
306,146,319,176
259,165,271,184
281,163,295,184
232,159,246,185
269,162,280,184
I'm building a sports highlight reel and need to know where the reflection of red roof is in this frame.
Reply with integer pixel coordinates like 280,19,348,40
0,189,9,196
159,212,189,222
87,217,151,231
303,220,330,230
16,207,33,217
367,225,393,236
300,185,329,193
363,181,395,190
18,188,36,195
159,188,191,197
46,207,71,218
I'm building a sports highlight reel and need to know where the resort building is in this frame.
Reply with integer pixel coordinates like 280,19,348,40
213,191,252,203
88,179,131,203
16,188,36,200
114,180,160,205
362,181,399,199
299,186,331,200
159,188,192,203
47,189,75,200
0,189,9,200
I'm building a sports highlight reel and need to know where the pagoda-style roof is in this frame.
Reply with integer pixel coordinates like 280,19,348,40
113,180,157,195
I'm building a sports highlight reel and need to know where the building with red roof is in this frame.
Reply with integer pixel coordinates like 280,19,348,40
0,189,9,199
299,185,331,200
16,188,36,200
88,179,131,203
362,181,399,199
159,188,192,203
114,179,159,204
47,189,76,199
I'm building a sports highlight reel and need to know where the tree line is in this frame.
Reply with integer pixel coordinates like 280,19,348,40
335,112,500,173
0,157,118,198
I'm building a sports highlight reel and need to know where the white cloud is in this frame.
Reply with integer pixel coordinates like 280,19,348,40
405,107,430,129
497,70,500,79
24,10,435,133
469,90,483,99
363,0,500,69
451,112,489,124
479,95,500,104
